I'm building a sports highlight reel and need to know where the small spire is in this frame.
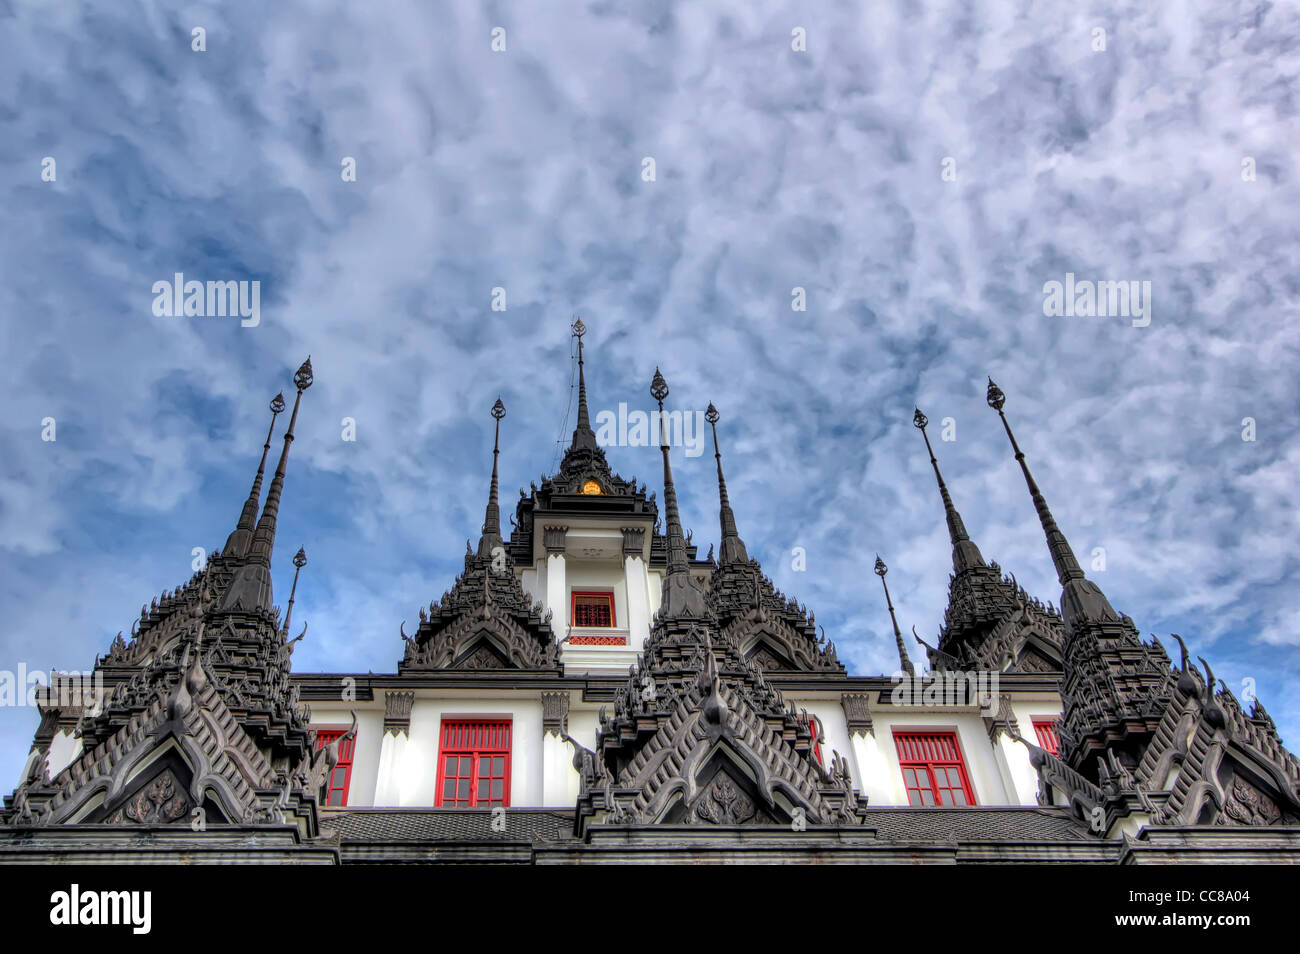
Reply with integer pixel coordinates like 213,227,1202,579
217,358,311,616
224,392,285,558
569,318,598,453
705,402,749,565
874,556,914,677
477,398,507,559
986,378,1118,626
913,408,984,573
249,357,313,568
281,547,307,636
652,368,707,620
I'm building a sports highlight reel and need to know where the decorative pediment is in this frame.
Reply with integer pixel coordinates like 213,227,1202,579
7,653,284,829
404,609,559,672
578,642,862,832
401,556,560,673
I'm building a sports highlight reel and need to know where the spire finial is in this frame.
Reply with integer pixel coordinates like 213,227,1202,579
986,378,1119,626
249,357,313,568
217,358,312,615
913,406,984,573
223,392,286,558
568,317,598,453
478,398,507,559
652,369,687,574
874,555,914,677
650,368,705,620
705,402,749,565
281,547,307,636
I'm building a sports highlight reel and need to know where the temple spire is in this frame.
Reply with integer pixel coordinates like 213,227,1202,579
216,358,313,615
912,409,984,573
986,378,1118,625
281,547,306,636
652,368,707,620
477,398,506,559
705,403,749,565
874,556,914,677
223,392,285,558
249,357,314,568
569,318,598,453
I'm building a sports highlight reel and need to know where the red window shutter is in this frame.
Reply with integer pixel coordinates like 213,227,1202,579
893,730,976,807
314,728,356,807
1033,720,1060,756
800,714,824,767
435,719,512,808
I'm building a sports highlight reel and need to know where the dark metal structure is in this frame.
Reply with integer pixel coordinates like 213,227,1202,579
2,335,1297,864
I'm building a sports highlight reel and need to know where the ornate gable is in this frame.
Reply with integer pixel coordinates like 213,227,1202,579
400,551,560,673
709,561,843,673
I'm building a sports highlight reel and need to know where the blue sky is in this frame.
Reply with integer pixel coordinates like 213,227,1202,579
1,1,1298,787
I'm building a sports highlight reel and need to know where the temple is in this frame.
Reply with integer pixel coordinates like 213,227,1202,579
3,327,1298,864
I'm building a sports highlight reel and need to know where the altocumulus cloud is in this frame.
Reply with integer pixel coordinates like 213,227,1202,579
0,1,1298,783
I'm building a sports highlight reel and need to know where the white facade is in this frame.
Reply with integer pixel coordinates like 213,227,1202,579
303,545,1063,812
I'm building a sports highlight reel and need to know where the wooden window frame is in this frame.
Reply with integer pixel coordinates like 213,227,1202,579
314,726,356,808
893,729,977,807
434,718,512,808
1032,719,1061,756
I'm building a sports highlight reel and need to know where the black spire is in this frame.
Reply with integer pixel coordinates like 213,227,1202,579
569,318,598,453
705,403,749,565
985,378,1118,627
217,357,312,614
652,368,707,619
913,408,984,573
281,546,307,636
874,555,914,677
477,398,507,559
249,357,313,568
223,392,285,558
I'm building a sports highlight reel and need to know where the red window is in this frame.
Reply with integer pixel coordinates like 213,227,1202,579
571,591,615,628
893,731,976,807
1033,720,1060,756
314,728,355,807
435,719,512,807
800,713,824,767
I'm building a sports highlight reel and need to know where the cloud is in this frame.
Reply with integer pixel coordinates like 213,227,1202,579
1,0,1298,786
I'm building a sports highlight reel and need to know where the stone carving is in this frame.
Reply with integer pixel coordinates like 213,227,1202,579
692,776,756,826
384,691,414,737
106,770,191,825
1222,774,1282,827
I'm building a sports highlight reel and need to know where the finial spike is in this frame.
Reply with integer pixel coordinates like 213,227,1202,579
874,555,914,677
706,402,749,565
223,392,286,558
913,405,984,572
986,378,1120,629
478,398,507,559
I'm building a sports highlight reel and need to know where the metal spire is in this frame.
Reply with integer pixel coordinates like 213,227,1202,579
569,318,598,453
281,547,307,636
223,392,285,558
477,398,506,559
913,408,985,573
217,357,313,614
874,556,914,677
705,402,749,565
652,368,707,620
986,378,1118,625
249,357,313,568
